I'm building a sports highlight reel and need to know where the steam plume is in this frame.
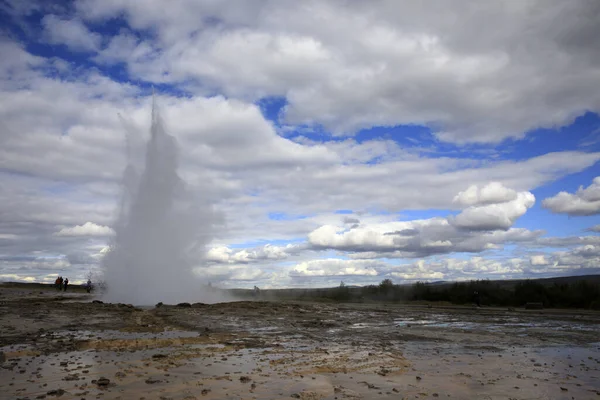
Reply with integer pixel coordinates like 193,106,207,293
102,97,223,304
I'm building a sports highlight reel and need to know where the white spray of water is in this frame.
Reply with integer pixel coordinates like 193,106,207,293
102,97,226,305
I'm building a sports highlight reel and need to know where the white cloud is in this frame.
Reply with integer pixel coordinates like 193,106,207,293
586,224,600,233
542,177,600,216
451,191,535,231
307,183,537,257
453,182,517,207
206,243,301,264
72,1,600,143
290,259,380,277
54,222,115,237
42,15,101,52
530,255,550,266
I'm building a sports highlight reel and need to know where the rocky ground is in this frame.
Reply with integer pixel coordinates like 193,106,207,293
1,286,599,399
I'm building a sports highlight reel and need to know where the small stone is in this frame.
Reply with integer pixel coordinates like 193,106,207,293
560,387,568,391
239,376,251,383
97,377,110,387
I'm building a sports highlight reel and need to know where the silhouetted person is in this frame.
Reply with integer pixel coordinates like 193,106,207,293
86,279,92,293
473,291,481,307
55,276,61,291
63,278,69,292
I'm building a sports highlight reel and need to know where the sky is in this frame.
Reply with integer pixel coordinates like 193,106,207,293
0,0,599,288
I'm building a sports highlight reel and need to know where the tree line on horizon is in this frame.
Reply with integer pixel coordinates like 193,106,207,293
245,278,600,309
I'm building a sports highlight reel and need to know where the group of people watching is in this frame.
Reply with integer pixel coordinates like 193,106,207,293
54,276,93,293
54,276,69,291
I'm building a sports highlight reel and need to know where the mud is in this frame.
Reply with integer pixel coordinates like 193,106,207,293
1,287,599,399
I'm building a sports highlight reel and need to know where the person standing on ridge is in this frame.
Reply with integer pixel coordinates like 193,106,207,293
63,278,69,292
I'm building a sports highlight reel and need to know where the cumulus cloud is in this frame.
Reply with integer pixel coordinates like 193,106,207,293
206,243,302,264
451,191,535,231
453,182,518,207
42,15,101,52
542,177,600,216
308,183,537,257
54,222,115,237
290,259,380,277
71,1,600,143
530,255,550,266
586,224,600,233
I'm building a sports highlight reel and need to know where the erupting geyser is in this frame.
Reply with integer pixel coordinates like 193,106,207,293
102,96,222,304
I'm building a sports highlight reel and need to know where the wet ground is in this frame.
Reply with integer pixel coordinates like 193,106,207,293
1,287,599,399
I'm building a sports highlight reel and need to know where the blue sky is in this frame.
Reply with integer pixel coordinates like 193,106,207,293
0,0,599,288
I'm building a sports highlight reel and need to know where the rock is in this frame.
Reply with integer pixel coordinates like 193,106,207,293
92,300,103,304
97,377,110,387
145,378,162,384
239,376,251,383
1,362,15,370
63,374,79,381
46,389,65,396
201,389,211,396
176,302,192,308
155,302,163,308
560,387,568,391
152,354,167,359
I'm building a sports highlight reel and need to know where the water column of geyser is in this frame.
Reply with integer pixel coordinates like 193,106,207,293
102,96,221,305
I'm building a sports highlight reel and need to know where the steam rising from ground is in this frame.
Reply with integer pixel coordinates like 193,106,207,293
102,98,226,305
